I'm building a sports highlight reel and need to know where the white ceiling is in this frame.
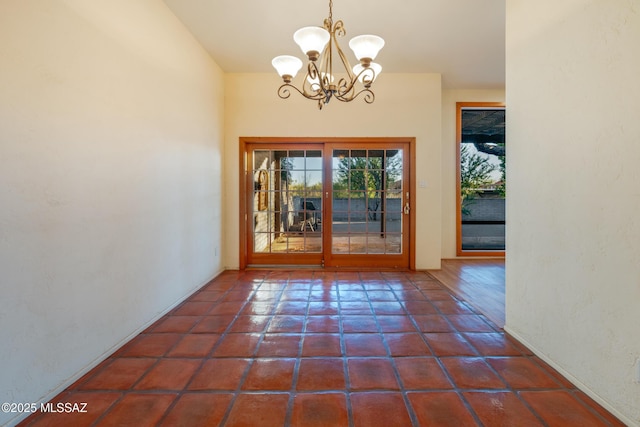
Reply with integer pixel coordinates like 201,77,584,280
162,0,505,89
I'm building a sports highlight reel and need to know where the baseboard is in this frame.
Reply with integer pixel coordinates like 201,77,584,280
8,268,225,427
504,326,637,427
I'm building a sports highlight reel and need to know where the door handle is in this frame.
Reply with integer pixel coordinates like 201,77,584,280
404,202,410,215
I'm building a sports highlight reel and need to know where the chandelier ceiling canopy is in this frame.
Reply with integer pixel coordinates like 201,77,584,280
272,0,385,110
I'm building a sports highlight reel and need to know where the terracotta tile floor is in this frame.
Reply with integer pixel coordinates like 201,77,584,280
19,270,624,426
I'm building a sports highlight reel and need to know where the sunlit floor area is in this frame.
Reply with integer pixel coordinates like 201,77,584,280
19,268,623,426
268,234,402,255
428,259,506,328
263,221,402,255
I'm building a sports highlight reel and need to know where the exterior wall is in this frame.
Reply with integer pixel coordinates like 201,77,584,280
225,73,443,269
325,199,403,221
461,197,505,250
0,1,225,425
506,1,640,424
462,197,505,222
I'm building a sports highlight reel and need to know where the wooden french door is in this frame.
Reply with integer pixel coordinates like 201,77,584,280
240,138,414,269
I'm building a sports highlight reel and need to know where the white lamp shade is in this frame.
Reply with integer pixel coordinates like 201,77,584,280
349,35,385,60
353,62,382,83
272,55,303,78
293,26,330,56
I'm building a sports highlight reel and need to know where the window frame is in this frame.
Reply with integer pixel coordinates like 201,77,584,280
456,102,506,257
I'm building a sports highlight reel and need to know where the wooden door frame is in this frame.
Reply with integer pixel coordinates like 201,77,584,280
323,140,413,269
456,102,506,257
239,137,416,270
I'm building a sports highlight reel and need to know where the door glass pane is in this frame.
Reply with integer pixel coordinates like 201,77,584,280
385,234,401,253
459,108,506,251
331,148,404,254
306,151,322,170
332,234,349,254
305,170,322,188
252,149,322,254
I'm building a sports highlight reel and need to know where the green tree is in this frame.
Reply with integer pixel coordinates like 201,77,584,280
472,142,505,197
335,153,402,219
279,157,293,184
460,144,496,215
497,147,506,197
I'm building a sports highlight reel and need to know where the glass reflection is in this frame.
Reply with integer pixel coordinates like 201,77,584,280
331,148,404,255
252,149,322,254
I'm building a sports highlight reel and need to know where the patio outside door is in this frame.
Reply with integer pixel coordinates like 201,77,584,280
241,138,414,269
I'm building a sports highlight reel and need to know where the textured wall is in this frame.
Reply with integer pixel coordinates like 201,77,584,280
0,1,225,425
505,0,640,424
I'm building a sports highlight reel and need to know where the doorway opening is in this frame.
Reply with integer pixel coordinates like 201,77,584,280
239,137,415,269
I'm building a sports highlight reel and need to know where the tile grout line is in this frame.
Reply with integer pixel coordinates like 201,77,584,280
414,272,613,427
216,271,283,426
336,278,356,427
183,272,275,427
283,272,312,427
89,279,251,427
159,275,265,427
405,272,487,426
367,273,421,427
19,269,625,426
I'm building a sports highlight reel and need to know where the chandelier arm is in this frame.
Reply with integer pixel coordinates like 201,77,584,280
334,87,375,104
355,66,376,88
334,64,377,98
282,83,332,103
301,61,333,101
333,77,355,101
333,20,346,38
277,82,324,101
331,21,355,82
276,83,301,100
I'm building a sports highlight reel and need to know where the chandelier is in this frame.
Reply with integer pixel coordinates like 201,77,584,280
271,0,385,110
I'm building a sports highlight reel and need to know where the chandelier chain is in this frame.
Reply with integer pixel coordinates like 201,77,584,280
329,0,333,23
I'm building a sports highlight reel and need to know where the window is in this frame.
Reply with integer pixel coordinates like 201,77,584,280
456,103,505,256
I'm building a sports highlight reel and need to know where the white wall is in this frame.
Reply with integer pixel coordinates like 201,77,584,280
223,73,443,270
441,90,505,258
505,0,640,424
0,1,225,425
